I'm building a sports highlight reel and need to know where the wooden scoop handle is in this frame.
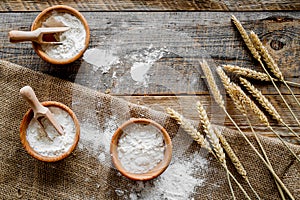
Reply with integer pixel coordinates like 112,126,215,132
20,86,48,118
8,30,39,43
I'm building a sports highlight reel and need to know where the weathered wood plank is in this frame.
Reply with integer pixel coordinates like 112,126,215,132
119,95,300,144
0,0,299,12
1,12,299,96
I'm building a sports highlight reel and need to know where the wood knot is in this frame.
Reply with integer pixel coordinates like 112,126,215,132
270,39,285,50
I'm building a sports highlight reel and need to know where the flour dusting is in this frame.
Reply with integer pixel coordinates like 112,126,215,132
78,115,119,163
128,153,207,199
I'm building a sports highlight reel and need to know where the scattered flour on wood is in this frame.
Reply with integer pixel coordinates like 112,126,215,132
26,106,76,157
41,12,86,59
117,123,165,174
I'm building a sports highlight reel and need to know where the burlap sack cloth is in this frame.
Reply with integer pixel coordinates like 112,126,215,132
0,59,299,199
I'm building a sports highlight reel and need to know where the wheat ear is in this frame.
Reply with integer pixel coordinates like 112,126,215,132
196,102,226,164
249,32,300,128
249,31,300,110
199,60,225,109
166,107,211,151
223,64,300,88
240,77,300,141
166,107,249,200
216,65,295,199
223,65,271,81
231,15,261,61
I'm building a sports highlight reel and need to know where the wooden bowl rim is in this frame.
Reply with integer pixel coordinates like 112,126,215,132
31,5,90,65
110,118,172,181
20,101,80,162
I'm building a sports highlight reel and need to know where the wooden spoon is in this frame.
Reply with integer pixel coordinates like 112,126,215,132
20,86,64,136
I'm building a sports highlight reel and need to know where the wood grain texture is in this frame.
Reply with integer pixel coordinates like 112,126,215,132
0,0,299,12
1,12,299,95
120,95,300,144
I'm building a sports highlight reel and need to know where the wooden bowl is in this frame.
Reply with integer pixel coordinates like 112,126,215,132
20,101,80,162
110,118,172,181
31,5,90,64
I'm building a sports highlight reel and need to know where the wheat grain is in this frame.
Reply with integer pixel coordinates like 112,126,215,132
199,60,225,108
231,15,261,61
249,31,284,81
166,107,211,151
197,102,226,164
223,65,271,81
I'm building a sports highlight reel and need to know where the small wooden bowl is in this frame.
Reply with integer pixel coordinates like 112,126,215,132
31,5,90,64
110,118,172,181
20,101,80,162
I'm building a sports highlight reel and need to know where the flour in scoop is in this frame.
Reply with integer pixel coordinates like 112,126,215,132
26,106,76,157
117,123,165,174
41,12,86,59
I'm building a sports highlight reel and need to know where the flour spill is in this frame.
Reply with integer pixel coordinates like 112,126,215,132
83,48,119,73
127,47,166,85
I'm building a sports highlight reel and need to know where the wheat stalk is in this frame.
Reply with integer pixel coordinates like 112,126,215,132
223,65,271,81
250,31,300,109
240,77,300,141
214,127,246,178
231,15,261,61
227,79,300,163
219,71,286,199
214,127,261,199
249,31,283,80
249,31,300,127
215,64,295,199
196,102,237,199
223,64,300,88
199,60,225,109
196,102,226,164
166,107,248,200
166,107,211,151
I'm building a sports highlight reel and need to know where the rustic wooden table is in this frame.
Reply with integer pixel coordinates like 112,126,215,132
0,1,299,143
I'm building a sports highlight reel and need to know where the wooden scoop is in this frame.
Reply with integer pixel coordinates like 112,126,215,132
9,27,69,45
20,86,64,136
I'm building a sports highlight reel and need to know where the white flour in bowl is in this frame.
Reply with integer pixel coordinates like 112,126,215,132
41,12,86,59
26,106,76,157
117,123,165,174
